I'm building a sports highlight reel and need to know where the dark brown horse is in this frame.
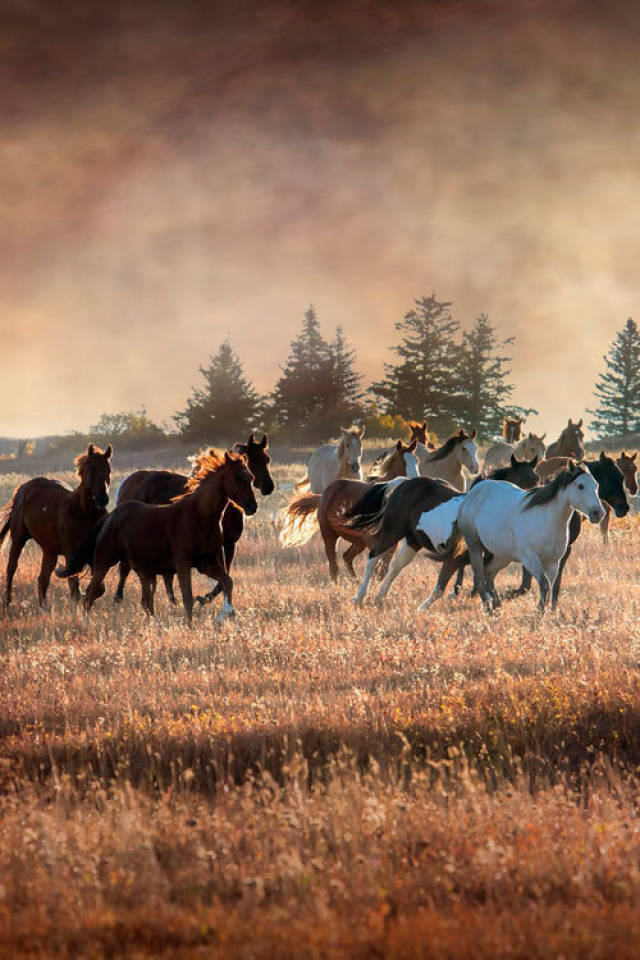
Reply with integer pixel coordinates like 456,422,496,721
502,417,523,444
59,450,257,624
546,418,585,459
280,439,419,581
114,433,273,604
0,444,112,607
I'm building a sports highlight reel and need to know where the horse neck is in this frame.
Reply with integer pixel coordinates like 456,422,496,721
434,445,464,490
189,472,228,526
536,486,575,530
73,477,100,518
513,438,527,457
379,455,402,481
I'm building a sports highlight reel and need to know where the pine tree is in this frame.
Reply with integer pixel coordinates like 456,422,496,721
174,339,261,439
372,295,463,435
588,317,640,437
458,314,536,436
323,326,364,426
270,306,332,438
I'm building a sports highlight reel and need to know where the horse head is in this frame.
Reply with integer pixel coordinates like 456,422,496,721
617,450,638,496
222,451,258,516
458,427,479,474
76,443,112,509
409,421,428,445
507,453,540,490
338,426,365,477
564,418,585,460
242,433,275,496
595,451,629,518
566,461,604,524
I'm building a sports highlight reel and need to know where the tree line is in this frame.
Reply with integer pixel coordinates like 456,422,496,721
169,295,535,443
84,300,640,448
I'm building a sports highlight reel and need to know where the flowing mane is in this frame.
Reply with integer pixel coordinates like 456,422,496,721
424,430,470,462
181,448,244,496
522,465,586,510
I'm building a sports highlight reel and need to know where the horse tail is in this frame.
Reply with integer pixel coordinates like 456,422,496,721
55,515,107,578
343,482,390,535
279,493,321,547
0,492,16,550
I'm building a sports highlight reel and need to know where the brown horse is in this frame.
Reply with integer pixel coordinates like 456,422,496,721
503,417,523,444
115,434,273,604
546,418,585,459
0,444,112,607
60,450,257,625
280,439,419,580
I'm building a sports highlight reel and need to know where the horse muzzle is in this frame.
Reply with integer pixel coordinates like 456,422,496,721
259,478,275,496
615,503,630,518
351,461,360,473
244,500,258,516
95,493,109,509
589,507,605,524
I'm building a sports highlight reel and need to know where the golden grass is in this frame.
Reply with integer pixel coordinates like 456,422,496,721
1,459,640,957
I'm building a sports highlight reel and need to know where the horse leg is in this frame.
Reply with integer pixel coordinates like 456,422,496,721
374,540,418,606
551,545,572,609
420,554,465,611
67,576,81,604
343,542,364,581
520,550,549,612
353,552,380,607
203,552,234,622
163,574,177,604
175,563,194,626
84,563,110,612
375,546,395,580
137,573,156,617
114,560,130,604
599,503,611,546
197,534,237,605
465,530,493,610
37,551,58,607
4,530,28,607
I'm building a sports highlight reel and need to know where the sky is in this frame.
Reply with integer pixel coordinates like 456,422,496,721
2,0,640,440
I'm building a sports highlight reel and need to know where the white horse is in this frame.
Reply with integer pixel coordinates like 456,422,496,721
457,464,604,612
483,432,546,474
416,428,479,491
296,426,365,494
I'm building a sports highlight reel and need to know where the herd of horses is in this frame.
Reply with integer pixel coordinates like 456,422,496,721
0,416,637,622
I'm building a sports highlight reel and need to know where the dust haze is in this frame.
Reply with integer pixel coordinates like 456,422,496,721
2,0,640,439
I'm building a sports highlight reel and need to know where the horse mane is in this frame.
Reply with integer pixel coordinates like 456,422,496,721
424,430,470,462
181,448,244,496
371,445,402,479
522,465,586,510
74,445,109,476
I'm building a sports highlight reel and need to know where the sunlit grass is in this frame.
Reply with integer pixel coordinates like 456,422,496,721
2,458,640,956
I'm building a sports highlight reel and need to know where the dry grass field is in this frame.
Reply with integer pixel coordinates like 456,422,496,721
2,453,640,958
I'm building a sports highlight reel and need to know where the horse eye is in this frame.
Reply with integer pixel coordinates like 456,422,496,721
577,483,584,489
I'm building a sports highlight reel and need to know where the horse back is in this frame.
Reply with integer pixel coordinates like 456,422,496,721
118,469,188,506
12,477,93,555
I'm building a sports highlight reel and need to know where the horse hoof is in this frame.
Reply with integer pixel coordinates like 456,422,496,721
352,595,363,607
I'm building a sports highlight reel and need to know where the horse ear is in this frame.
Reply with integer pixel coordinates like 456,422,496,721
396,439,403,451
530,455,539,467
632,452,638,461
568,418,573,427
600,450,607,463
87,443,94,457
577,418,583,428
358,425,365,438
470,427,477,439
568,458,576,471
248,432,255,445
338,437,346,457
260,433,268,449
224,451,232,464
510,453,517,467
422,421,427,430
408,438,418,452
104,445,112,459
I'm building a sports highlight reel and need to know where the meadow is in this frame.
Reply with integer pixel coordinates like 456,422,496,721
2,452,640,958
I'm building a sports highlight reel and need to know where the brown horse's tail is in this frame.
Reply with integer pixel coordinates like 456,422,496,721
0,491,17,550
279,493,321,547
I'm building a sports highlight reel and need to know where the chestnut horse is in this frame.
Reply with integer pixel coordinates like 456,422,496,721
0,444,112,607
280,439,419,580
115,434,273,603
59,450,257,624
545,418,585,459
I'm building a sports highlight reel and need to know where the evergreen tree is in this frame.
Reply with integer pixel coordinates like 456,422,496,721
174,339,261,439
457,314,536,436
588,317,640,437
270,306,331,438
323,326,364,427
372,294,463,435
